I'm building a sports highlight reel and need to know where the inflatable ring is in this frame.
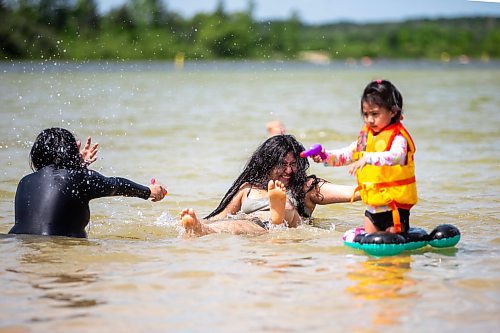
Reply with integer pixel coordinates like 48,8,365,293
428,224,461,248
404,227,430,251
343,224,460,256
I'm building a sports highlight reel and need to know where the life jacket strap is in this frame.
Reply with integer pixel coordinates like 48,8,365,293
351,185,362,203
389,201,401,233
367,176,416,190
351,176,416,203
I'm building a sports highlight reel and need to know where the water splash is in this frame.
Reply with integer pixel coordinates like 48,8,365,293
154,210,177,226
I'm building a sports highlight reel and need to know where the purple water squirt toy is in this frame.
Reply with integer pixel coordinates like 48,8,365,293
300,144,328,160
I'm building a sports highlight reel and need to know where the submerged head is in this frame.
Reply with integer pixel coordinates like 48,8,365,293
30,127,82,171
361,79,403,133
266,120,286,136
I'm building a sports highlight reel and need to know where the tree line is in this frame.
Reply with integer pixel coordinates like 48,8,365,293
1,0,499,61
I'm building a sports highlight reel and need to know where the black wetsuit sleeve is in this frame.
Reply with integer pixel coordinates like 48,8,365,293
10,166,152,238
82,169,151,200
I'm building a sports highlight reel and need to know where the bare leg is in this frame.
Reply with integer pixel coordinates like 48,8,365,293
223,219,268,235
363,216,379,234
180,208,267,237
268,180,286,225
180,208,215,237
284,208,302,228
386,225,405,233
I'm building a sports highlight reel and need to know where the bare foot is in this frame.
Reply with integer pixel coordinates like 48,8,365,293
268,180,286,225
180,208,208,237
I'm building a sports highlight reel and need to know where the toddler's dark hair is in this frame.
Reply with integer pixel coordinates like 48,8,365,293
361,79,403,123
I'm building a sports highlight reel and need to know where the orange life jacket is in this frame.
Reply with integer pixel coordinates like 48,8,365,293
352,122,417,232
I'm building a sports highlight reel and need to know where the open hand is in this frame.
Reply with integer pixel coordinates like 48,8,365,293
78,136,99,166
348,156,367,175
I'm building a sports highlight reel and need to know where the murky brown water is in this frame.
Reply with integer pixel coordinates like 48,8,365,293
0,61,499,332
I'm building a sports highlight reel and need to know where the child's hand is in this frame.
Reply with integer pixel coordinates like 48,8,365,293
311,154,324,163
348,156,367,175
311,148,328,163
78,136,99,166
149,182,168,202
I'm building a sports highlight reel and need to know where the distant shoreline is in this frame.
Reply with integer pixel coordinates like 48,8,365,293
1,59,499,74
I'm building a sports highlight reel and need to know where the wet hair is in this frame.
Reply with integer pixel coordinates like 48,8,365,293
205,134,312,219
30,128,82,171
361,79,403,123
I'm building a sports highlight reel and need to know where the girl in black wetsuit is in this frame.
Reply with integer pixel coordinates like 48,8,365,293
9,128,167,238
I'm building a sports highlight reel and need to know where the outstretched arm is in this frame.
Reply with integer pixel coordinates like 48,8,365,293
83,170,167,202
304,178,360,214
311,181,359,205
322,141,357,167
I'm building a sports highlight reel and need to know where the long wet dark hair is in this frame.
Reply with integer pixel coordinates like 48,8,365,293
205,134,315,219
361,79,403,124
30,127,82,171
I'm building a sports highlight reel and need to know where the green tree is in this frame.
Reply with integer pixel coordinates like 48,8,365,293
72,0,99,34
191,10,256,59
37,0,72,31
103,4,136,31
258,14,301,58
128,0,167,27
481,29,500,57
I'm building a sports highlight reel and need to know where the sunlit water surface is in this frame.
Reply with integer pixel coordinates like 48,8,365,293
0,61,499,332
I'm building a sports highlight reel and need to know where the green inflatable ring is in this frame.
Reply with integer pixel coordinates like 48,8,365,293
343,224,460,256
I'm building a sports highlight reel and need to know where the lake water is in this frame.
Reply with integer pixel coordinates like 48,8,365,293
0,60,499,332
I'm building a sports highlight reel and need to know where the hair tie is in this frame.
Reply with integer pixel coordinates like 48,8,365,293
376,79,382,84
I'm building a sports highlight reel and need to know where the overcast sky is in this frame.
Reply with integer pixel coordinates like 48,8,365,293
97,0,500,24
